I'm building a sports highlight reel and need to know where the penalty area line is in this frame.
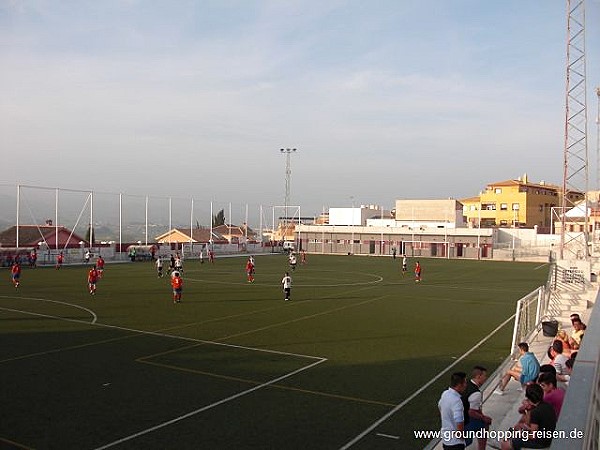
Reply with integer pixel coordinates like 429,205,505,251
94,357,326,450
340,312,517,449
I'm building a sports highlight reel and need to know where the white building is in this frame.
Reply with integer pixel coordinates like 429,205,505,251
394,199,465,229
328,205,382,226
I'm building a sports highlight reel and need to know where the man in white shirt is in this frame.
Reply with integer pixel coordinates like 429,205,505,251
438,372,467,450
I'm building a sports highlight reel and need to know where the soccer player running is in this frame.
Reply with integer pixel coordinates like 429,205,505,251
88,265,99,295
11,261,21,288
282,272,292,301
171,271,183,303
402,255,408,275
96,255,105,278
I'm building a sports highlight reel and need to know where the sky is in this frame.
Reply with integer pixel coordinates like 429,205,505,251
1,0,600,218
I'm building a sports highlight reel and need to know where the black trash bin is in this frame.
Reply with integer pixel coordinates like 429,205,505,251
542,319,559,337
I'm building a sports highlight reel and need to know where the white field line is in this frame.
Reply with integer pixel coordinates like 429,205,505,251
0,294,97,323
340,313,517,449
2,302,330,447
96,320,326,361
94,357,327,450
0,304,325,362
534,263,549,270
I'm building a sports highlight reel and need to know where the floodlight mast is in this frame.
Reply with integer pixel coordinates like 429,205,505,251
280,148,297,229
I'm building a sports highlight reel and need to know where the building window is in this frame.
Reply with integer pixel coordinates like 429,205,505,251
495,188,502,194
500,203,508,211
512,203,520,210
482,203,496,210
500,220,508,226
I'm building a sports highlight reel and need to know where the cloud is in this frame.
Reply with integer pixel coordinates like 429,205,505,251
0,0,597,215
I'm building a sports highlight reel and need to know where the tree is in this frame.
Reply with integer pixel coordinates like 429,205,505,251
212,209,226,227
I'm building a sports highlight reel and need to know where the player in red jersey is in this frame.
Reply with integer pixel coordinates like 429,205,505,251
171,271,183,303
11,261,21,288
96,255,105,278
245,258,255,283
88,265,99,295
414,261,422,283
56,252,64,270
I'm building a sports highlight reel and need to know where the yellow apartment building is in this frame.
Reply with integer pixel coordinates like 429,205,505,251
461,174,584,231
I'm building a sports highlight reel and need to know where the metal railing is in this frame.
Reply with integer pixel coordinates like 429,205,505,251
424,264,556,449
550,289,600,450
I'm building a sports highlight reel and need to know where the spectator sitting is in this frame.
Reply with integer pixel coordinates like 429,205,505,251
569,313,586,329
549,340,570,386
517,365,555,417
500,384,557,450
568,318,585,350
537,372,565,419
494,342,540,395
555,329,573,355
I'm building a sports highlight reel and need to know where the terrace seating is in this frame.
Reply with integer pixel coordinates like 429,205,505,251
428,285,596,450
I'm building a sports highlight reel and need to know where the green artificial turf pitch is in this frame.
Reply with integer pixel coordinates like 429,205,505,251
0,254,549,449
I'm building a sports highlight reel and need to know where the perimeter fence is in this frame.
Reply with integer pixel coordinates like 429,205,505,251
0,182,306,262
